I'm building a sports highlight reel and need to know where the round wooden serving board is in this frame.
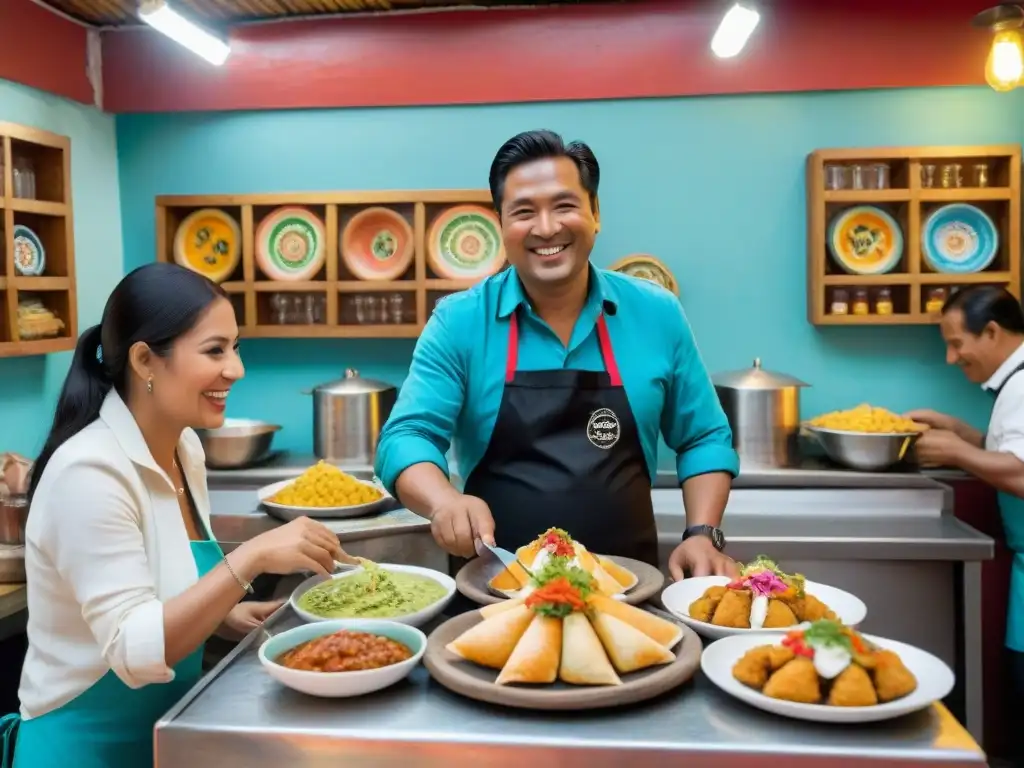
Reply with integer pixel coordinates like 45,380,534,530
424,609,701,710
455,554,664,607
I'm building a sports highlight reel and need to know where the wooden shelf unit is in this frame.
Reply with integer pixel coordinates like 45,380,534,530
807,145,1021,326
0,122,76,358
155,190,496,339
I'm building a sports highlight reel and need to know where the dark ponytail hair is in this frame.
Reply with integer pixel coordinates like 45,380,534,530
29,263,227,502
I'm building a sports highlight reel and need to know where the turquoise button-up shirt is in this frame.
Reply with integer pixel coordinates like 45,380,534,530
374,265,738,494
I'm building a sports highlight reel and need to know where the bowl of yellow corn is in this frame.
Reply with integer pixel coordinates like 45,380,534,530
803,405,926,472
258,461,393,520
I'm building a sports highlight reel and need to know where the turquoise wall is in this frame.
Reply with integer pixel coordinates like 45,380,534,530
6,84,1020,465
0,79,123,456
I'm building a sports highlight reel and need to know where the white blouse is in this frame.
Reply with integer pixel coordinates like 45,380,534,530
19,392,215,719
984,341,1024,462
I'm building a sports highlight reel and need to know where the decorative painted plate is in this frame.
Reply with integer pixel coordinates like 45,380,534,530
255,206,327,281
427,205,506,279
341,206,414,281
12,224,45,276
609,254,678,296
921,203,999,274
827,206,904,275
172,208,241,284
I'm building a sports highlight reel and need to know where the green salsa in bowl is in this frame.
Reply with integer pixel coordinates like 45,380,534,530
290,563,456,628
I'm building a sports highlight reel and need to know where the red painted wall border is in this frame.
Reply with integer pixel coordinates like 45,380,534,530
102,0,996,114
0,0,93,106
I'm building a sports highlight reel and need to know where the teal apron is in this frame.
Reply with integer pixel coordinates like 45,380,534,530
1000,491,1024,652
0,539,223,768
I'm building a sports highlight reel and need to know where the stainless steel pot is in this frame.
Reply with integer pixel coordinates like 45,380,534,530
308,369,398,464
711,358,809,468
196,418,282,469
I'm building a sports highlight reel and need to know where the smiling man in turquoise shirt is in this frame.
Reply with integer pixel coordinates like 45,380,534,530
375,129,739,581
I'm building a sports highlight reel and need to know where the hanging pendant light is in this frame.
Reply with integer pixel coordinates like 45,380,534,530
973,4,1024,92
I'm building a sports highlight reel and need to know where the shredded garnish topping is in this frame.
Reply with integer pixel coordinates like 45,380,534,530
526,561,594,617
540,527,575,558
782,619,869,658
729,555,805,598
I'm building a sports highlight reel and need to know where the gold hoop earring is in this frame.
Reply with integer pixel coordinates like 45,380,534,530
147,376,154,394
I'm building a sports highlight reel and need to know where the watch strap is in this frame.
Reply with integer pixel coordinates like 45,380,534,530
682,524,726,551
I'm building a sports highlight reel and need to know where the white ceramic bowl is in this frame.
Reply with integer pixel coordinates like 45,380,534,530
259,619,426,698
661,575,867,641
290,563,456,628
701,631,954,723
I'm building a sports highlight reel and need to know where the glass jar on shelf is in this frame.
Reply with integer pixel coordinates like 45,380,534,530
925,287,948,314
830,288,850,315
920,163,937,188
875,287,893,315
824,164,849,191
939,163,962,189
849,165,867,191
867,163,890,190
851,288,870,315
971,162,990,188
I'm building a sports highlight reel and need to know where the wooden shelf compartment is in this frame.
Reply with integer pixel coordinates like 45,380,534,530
0,122,76,359
807,144,1021,327
155,189,495,339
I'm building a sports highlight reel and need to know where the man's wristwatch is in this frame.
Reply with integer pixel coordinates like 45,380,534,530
682,525,726,552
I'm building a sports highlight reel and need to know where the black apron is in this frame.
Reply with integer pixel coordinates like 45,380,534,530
463,309,659,567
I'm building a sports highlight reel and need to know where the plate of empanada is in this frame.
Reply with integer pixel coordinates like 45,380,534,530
425,564,700,710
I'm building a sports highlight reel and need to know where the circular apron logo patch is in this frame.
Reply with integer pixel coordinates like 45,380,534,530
587,408,620,450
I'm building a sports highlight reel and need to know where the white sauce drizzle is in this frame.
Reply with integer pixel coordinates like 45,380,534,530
749,595,768,629
808,642,852,679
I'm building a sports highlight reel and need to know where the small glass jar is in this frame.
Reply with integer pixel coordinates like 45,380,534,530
867,163,890,190
824,164,848,191
849,165,867,191
940,163,963,189
852,288,870,315
830,288,849,316
925,287,948,314
920,163,937,189
971,163,990,188
875,287,893,315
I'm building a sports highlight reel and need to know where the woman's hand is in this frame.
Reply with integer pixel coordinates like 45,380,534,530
221,599,284,639
234,517,349,579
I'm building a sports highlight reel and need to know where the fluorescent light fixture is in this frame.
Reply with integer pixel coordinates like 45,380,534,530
138,0,230,66
710,2,761,59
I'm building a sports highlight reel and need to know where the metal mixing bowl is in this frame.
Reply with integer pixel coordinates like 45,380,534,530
805,426,920,472
196,419,282,469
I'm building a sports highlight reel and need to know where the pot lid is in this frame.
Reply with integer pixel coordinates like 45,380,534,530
711,358,809,390
312,369,396,395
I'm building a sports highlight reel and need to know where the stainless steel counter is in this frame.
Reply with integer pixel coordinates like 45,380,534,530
155,610,986,768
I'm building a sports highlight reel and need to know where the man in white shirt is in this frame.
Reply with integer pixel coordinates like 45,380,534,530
906,285,1024,762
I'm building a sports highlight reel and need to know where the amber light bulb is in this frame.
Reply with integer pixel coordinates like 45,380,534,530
986,28,1024,91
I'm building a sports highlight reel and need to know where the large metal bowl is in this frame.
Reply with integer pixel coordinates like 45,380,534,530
196,418,281,469
804,426,920,472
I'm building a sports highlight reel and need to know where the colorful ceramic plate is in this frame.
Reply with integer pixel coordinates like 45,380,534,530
427,205,506,279
922,203,999,274
12,224,45,277
341,207,414,281
609,254,678,296
827,206,904,275
255,207,326,281
173,208,241,284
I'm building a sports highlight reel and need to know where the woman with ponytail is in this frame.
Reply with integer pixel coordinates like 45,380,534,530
1,263,348,768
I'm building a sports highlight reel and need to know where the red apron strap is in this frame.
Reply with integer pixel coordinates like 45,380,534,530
507,311,622,386
595,314,623,387
505,312,520,383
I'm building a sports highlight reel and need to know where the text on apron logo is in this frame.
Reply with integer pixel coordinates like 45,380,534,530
586,408,621,450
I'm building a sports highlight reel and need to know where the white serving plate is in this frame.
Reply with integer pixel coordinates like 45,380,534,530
258,476,392,521
259,619,426,698
290,563,456,628
701,632,954,723
661,576,867,641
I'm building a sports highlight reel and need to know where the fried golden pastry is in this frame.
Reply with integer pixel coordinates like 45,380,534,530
732,647,772,690
689,597,716,623
711,589,753,628
792,594,837,623
763,599,799,628
763,657,821,704
767,645,796,670
873,650,917,702
827,663,878,707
